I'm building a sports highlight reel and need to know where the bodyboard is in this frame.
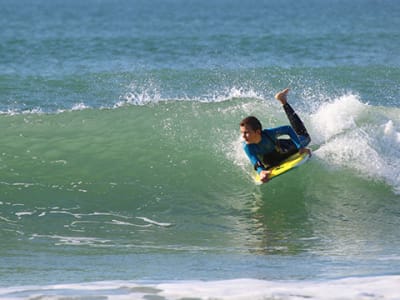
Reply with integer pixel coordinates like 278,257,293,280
253,151,310,184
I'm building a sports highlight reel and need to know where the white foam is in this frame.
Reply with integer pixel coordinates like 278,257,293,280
15,211,35,217
71,102,90,111
0,107,44,116
310,93,366,144
157,277,400,300
116,81,162,107
377,120,400,193
105,217,172,228
1,276,399,300
135,216,172,227
1,85,263,116
30,234,111,246
117,89,162,107
227,136,249,171
205,86,264,103
116,84,264,107
310,94,400,193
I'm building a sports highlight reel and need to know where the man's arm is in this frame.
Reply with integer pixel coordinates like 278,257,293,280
243,145,272,182
243,144,265,174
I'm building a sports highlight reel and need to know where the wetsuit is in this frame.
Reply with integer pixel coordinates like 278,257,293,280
243,103,311,174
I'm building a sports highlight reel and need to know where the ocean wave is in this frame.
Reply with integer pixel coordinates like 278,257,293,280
1,92,400,195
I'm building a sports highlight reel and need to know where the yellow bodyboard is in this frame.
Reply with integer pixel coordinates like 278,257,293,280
253,152,310,184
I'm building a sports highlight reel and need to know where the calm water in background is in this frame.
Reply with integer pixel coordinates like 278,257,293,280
1,0,400,299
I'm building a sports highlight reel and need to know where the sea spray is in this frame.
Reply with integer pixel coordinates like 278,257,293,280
310,94,400,193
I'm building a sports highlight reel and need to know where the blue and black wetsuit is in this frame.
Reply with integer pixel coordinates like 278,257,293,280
243,103,311,174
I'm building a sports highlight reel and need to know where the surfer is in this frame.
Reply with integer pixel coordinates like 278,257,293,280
240,88,311,183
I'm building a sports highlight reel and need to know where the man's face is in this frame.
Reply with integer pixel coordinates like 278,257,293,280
240,125,261,144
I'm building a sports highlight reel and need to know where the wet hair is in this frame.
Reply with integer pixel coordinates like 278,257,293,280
240,116,262,131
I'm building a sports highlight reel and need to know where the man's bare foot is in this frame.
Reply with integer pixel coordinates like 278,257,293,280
275,88,290,105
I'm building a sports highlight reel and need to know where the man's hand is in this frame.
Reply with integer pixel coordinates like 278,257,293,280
299,147,312,156
259,170,271,183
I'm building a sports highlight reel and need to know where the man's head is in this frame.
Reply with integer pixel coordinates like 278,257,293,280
240,116,262,144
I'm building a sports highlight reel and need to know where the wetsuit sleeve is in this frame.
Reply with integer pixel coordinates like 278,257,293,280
268,126,302,149
243,143,265,174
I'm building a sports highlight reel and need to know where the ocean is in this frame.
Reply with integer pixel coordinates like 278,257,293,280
1,0,400,299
